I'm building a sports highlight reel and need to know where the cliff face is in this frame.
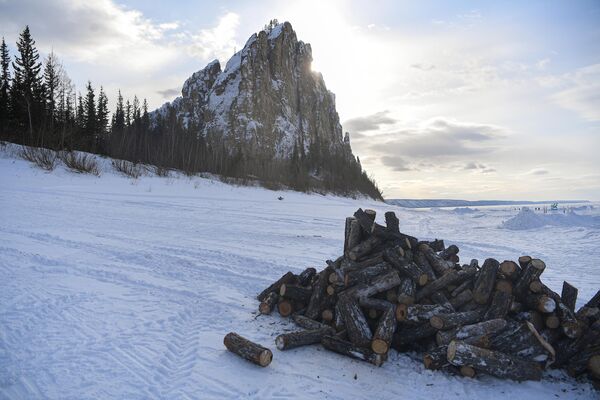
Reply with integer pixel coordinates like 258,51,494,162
155,21,352,159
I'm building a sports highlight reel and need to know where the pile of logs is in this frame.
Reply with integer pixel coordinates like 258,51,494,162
255,208,600,384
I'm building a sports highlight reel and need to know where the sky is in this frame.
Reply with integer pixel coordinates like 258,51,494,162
1,0,599,200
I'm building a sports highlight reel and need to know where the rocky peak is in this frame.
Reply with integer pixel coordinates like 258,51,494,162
155,21,352,159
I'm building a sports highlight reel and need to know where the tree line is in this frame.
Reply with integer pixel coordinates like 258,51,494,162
0,26,382,200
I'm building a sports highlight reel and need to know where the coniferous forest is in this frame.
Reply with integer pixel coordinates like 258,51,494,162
0,26,382,200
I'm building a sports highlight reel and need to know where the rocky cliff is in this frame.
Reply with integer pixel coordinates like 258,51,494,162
155,21,352,160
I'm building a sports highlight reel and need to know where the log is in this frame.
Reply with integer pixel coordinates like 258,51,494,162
396,277,417,305
456,319,507,340
372,305,397,354
430,310,482,330
383,247,428,286
384,211,399,233
447,340,542,381
545,313,560,329
556,301,583,338
424,345,450,370
257,271,295,301
392,324,438,348
337,297,373,347
460,366,476,378
344,217,362,254
275,328,334,350
259,292,279,314
321,309,334,322
359,297,394,312
529,280,543,293
396,303,453,323
305,266,332,320
566,344,600,377
483,290,512,320
513,259,546,298
561,281,578,313
436,328,492,348
416,266,477,302
419,243,451,276
414,250,437,281
495,279,513,294
498,260,520,281
280,284,312,303
472,258,499,305
321,335,384,367
554,326,600,367
333,303,345,332
576,306,600,326
223,332,273,367
297,267,317,287
589,354,600,380
490,321,555,363
345,270,402,300
451,280,473,298
449,289,473,310
291,314,331,331
439,245,459,261
278,299,294,317
514,310,545,332
427,239,446,252
344,262,392,287
432,291,455,312
385,288,398,303
518,255,532,269
523,293,556,314
585,290,600,309
353,208,376,235
347,236,380,261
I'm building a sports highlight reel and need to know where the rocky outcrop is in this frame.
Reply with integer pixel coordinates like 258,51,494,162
155,21,352,160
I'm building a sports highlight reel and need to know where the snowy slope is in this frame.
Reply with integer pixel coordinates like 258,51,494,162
1,146,599,399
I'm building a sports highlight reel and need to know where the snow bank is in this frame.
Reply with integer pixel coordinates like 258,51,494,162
501,207,600,230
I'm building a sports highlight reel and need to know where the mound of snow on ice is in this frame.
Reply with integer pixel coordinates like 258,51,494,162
501,208,600,230
452,207,479,215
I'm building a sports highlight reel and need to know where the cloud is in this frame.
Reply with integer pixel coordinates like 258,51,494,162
0,0,180,71
552,64,600,121
411,63,436,71
343,110,397,133
380,156,416,172
188,12,240,62
157,87,181,98
527,168,549,175
367,117,505,161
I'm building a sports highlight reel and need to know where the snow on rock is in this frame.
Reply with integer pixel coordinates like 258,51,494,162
151,20,352,160
1,146,599,399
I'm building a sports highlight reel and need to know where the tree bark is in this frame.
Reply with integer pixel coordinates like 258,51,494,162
385,211,399,234
343,270,402,300
431,291,455,311
439,245,459,261
483,290,512,320
396,303,453,323
337,297,373,347
371,305,397,354
430,310,482,330
489,321,555,363
561,281,578,313
291,314,331,331
513,258,546,298
419,243,452,277
347,236,380,261
344,218,362,254
257,271,296,301
297,267,317,287
280,284,312,304
275,328,334,350
259,292,279,315
449,289,473,310
223,332,273,367
416,266,476,302
518,255,532,269
498,260,521,281
383,247,428,286
321,335,384,366
343,262,392,287
305,266,332,320
472,258,499,305
396,277,416,305
447,340,542,381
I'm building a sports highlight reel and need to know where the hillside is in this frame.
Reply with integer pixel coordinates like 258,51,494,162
1,145,599,399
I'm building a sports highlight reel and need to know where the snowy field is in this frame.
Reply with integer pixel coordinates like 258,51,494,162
1,145,599,399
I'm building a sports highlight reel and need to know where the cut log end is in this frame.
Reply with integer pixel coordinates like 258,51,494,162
278,301,293,317
371,338,389,355
259,349,273,366
430,315,444,330
396,303,408,321
589,355,600,380
460,365,476,378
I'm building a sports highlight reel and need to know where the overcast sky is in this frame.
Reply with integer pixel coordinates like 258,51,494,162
1,0,599,200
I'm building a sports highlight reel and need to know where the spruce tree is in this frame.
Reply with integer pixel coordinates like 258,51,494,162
11,26,44,139
83,81,96,148
0,37,10,134
96,86,109,138
141,98,150,131
43,51,60,130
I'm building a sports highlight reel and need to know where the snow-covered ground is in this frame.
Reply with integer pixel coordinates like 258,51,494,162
1,145,599,399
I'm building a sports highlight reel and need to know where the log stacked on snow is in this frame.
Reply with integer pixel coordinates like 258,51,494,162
255,208,600,385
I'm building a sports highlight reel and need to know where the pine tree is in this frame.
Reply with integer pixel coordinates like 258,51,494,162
43,51,60,130
141,98,149,132
0,37,10,134
125,99,131,127
132,95,140,123
11,26,44,140
113,90,125,132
